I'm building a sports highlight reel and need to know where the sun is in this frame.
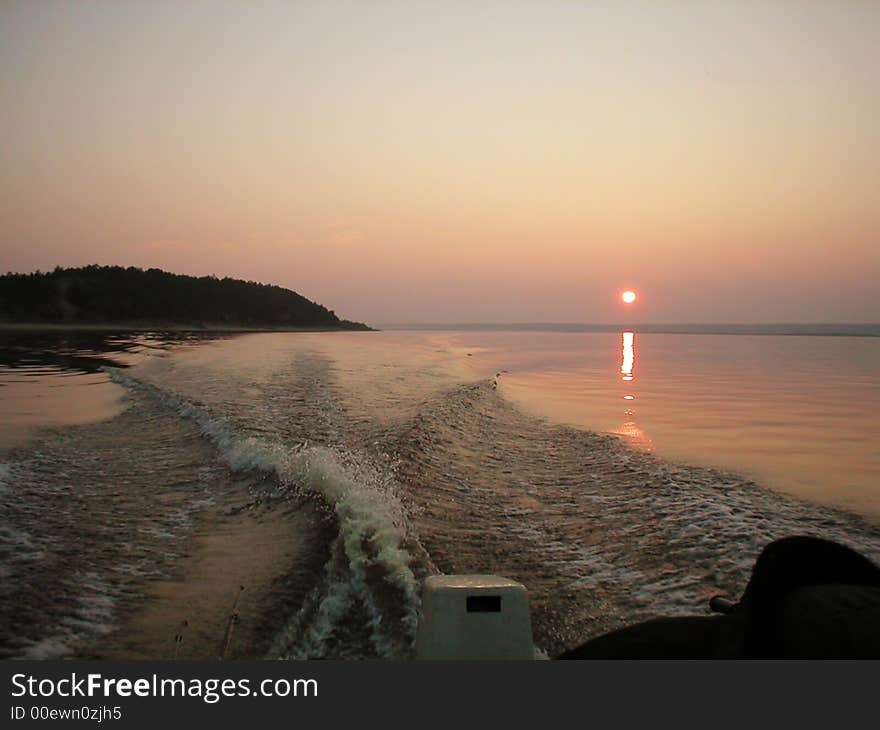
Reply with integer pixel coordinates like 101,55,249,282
621,290,637,304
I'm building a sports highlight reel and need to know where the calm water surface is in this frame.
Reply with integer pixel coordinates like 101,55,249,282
460,331,880,518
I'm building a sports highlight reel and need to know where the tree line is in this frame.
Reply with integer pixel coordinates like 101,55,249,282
0,265,371,329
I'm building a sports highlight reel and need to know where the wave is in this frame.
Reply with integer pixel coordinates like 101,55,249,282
387,379,880,654
107,368,423,659
107,359,880,658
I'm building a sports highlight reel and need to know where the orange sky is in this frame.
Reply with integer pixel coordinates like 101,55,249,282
2,1,878,324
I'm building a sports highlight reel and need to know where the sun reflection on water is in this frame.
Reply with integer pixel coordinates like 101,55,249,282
612,330,654,451
621,331,634,380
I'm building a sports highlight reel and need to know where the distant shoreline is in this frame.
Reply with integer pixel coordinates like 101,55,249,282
0,321,377,333
377,322,880,337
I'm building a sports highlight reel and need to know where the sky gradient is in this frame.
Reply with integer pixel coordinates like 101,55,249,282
2,1,878,324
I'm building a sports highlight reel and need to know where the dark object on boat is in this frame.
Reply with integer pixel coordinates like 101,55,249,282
708,595,737,614
558,536,880,659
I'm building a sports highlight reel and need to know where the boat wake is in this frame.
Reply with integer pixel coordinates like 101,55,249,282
2,336,877,660
109,368,425,659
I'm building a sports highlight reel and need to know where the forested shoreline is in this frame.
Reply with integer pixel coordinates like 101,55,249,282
0,266,371,330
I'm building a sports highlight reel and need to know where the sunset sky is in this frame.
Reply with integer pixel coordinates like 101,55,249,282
2,1,878,324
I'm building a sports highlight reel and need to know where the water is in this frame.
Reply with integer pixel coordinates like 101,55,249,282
0,328,878,659
465,330,880,517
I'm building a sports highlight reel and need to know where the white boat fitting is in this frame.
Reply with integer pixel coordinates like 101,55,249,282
415,575,534,660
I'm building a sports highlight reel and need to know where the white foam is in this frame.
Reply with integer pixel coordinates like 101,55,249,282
18,638,75,660
109,368,422,658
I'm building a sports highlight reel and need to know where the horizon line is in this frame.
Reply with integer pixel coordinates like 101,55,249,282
374,322,880,336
